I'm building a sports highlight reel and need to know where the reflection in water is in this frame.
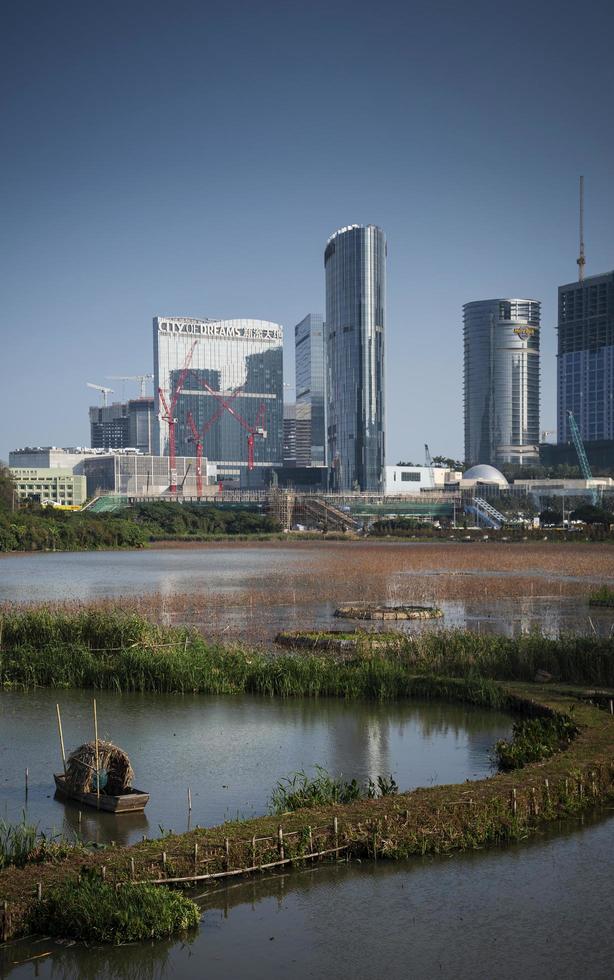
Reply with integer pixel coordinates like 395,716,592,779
4,811,614,979
0,690,511,845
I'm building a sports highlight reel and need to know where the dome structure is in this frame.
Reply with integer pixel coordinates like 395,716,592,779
462,464,509,487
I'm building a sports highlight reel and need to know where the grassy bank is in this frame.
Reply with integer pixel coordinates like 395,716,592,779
3,607,614,691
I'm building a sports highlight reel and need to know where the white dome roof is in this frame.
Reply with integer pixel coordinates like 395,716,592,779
462,464,509,486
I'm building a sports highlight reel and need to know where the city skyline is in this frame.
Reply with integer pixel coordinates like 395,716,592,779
2,1,614,464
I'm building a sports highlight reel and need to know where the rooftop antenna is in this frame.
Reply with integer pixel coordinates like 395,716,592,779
577,175,586,283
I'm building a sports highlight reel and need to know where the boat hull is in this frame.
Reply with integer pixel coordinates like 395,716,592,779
54,774,149,813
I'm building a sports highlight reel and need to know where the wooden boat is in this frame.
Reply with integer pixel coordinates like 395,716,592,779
54,773,149,813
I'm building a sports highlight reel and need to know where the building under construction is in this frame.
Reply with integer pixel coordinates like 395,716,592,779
153,316,284,489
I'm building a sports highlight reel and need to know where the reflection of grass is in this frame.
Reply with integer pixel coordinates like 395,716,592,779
588,585,614,607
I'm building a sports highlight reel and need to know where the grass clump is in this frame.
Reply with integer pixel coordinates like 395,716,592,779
0,817,77,870
495,715,579,770
270,765,398,813
29,870,200,944
588,585,614,607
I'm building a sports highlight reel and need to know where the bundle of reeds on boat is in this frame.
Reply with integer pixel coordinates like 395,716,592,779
65,741,134,795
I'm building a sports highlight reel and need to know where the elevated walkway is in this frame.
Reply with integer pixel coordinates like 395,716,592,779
464,496,506,529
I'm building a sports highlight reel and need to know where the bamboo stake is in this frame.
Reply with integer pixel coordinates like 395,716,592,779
25,768,28,796
188,787,192,812
93,699,100,810
55,703,67,775
278,825,285,861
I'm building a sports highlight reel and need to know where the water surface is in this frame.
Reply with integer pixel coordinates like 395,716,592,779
0,688,510,845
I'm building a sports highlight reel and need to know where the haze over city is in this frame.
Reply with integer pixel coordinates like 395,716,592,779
2,0,614,463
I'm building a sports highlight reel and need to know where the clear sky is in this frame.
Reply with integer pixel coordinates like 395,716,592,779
2,0,613,464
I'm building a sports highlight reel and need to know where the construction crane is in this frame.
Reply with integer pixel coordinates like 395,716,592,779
567,410,599,505
199,381,266,470
185,387,244,497
86,382,114,406
577,175,586,283
157,341,197,494
424,443,435,489
107,374,153,398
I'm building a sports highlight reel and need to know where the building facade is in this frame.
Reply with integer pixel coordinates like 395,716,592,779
153,317,283,485
10,468,87,507
325,225,386,491
89,398,154,453
463,299,541,467
557,271,614,444
295,313,326,467
82,454,216,498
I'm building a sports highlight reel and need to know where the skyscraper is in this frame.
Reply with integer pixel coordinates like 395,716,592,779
463,299,540,467
294,313,326,467
324,224,386,491
557,271,614,444
153,316,283,485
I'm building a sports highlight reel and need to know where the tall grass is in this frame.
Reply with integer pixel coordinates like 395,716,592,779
0,817,38,870
2,608,614,694
28,870,200,943
269,766,399,813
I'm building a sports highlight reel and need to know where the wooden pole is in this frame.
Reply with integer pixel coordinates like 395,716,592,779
194,841,199,871
188,787,192,812
25,768,28,797
93,699,100,809
55,703,67,775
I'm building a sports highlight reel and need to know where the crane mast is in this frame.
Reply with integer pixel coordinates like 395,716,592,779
577,175,586,283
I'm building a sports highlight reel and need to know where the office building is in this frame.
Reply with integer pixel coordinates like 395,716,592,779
325,225,386,491
295,313,326,466
463,299,541,467
153,316,283,485
9,468,87,507
557,271,614,445
89,398,154,453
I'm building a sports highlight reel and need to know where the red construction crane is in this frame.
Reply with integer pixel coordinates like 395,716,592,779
158,341,197,494
185,387,243,497
199,381,267,470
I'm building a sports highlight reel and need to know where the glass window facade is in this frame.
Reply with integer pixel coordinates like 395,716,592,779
325,225,386,491
153,317,283,484
294,313,326,466
557,272,614,443
463,299,541,466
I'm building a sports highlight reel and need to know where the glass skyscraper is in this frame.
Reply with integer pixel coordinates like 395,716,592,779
295,313,326,467
557,271,614,444
153,316,283,484
324,224,386,491
463,299,540,467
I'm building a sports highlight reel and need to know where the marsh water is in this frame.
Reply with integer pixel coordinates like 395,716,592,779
0,688,511,845
4,811,614,979
1,545,614,640
2,543,614,978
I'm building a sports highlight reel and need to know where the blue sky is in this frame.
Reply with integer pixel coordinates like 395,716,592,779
2,0,613,464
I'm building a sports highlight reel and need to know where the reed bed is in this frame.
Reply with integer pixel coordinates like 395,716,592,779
2,607,614,691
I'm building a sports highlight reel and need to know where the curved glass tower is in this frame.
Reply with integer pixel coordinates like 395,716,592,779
463,299,540,467
325,224,386,491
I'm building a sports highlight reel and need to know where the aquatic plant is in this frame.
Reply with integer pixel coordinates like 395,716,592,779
0,817,77,870
494,715,579,770
28,870,200,943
